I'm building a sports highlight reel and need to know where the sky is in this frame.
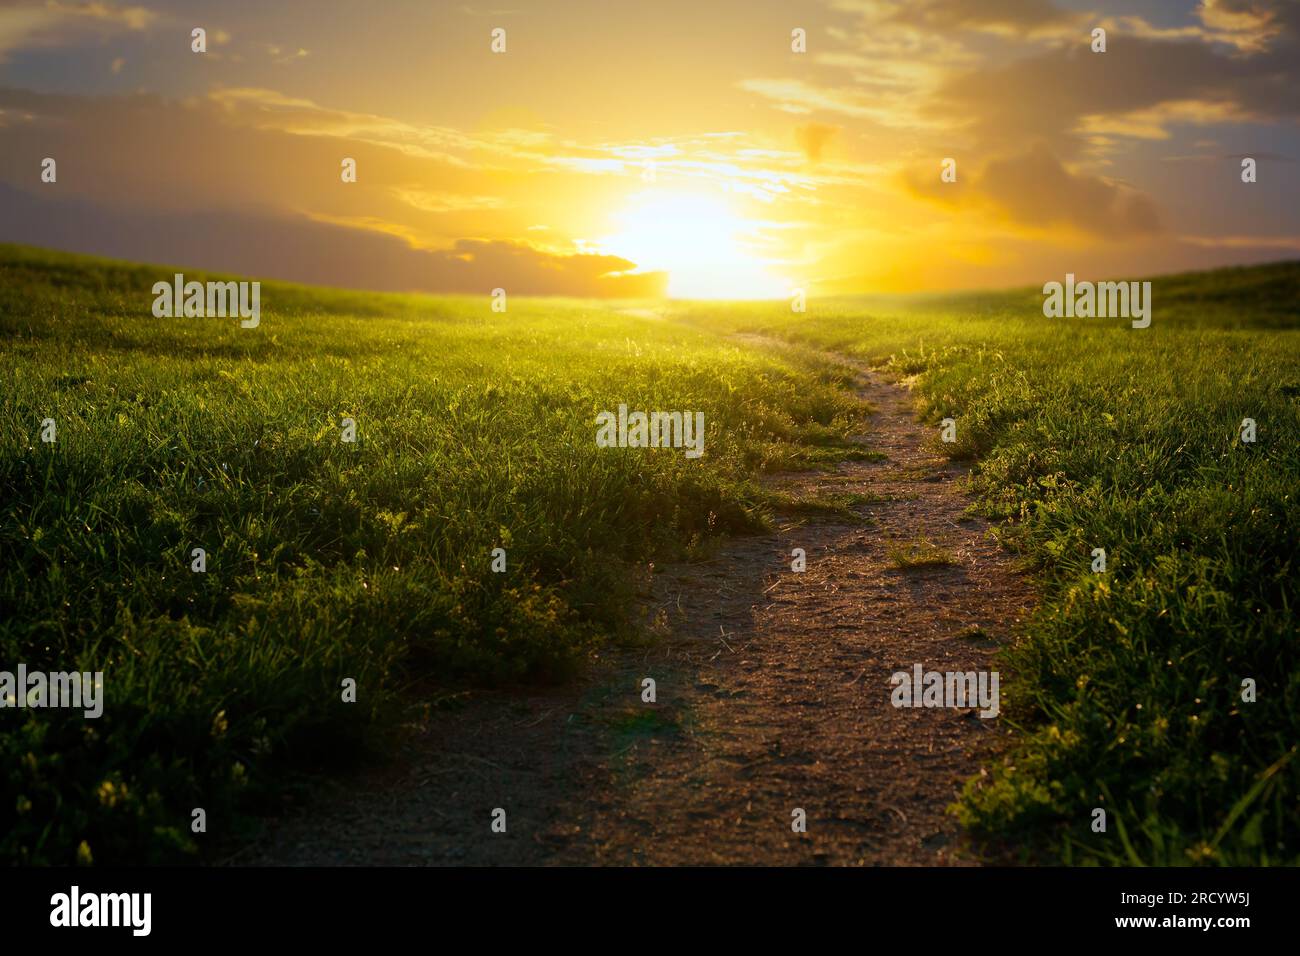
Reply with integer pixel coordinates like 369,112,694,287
0,0,1297,297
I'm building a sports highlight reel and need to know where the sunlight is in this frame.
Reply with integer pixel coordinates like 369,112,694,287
600,190,789,300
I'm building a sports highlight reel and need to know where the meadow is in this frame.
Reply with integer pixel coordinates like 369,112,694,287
2,242,1297,866
682,261,1300,864
0,243,861,864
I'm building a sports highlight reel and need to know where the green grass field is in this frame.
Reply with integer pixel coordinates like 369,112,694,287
2,243,1297,865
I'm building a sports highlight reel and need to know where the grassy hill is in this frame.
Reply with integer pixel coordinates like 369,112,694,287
3,242,1298,865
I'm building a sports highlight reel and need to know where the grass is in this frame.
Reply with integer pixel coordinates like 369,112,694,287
766,489,885,519
887,537,957,569
5,241,1298,867
681,260,1300,865
0,243,863,865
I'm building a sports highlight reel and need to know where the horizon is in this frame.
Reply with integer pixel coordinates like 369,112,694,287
7,238,1295,306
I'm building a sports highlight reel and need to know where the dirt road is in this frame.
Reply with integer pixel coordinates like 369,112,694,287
237,341,1034,866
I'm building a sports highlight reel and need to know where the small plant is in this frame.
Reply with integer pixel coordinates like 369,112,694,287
888,538,956,568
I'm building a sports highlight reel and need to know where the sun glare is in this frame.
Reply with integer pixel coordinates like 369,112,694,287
601,190,788,300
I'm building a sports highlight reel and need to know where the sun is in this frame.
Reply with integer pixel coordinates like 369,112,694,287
599,190,789,300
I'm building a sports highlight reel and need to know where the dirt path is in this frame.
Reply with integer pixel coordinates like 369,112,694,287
235,340,1034,866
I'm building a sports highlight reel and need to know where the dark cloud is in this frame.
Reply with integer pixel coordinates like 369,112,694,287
928,1,1300,154
978,145,1161,238
903,143,1162,239
0,182,666,296
892,0,1300,239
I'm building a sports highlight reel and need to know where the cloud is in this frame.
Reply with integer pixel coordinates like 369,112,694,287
801,0,1299,263
0,181,666,296
390,188,507,213
0,1,156,60
794,122,840,162
979,146,1162,238
883,0,1081,37
811,0,1300,172
1078,99,1259,141
1161,150,1295,165
1180,232,1300,251
51,0,154,30
266,43,309,64
0,0,1295,295
0,85,668,296
904,144,1163,240
737,77,934,128
928,1,1300,152
205,87,487,166
1196,0,1288,51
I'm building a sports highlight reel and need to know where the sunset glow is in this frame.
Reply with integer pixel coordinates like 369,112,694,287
600,191,789,299
0,1,1296,296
